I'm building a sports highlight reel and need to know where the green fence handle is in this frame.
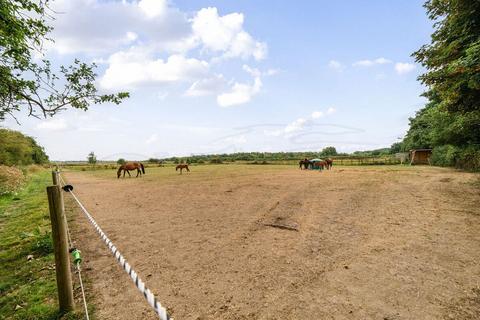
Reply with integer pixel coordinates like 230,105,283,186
71,248,82,265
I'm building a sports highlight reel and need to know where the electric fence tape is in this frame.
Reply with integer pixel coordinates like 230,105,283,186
58,173,170,320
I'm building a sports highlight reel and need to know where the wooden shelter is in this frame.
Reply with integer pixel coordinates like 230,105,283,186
409,149,432,165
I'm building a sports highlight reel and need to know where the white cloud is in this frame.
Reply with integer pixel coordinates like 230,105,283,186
274,107,338,137
48,0,268,62
285,118,308,133
100,50,209,89
185,74,226,97
328,60,345,71
145,133,159,145
374,57,391,64
217,77,262,107
353,57,392,67
243,65,280,77
48,0,192,55
395,62,416,75
138,0,168,19
214,63,278,107
36,118,68,131
265,69,280,76
125,31,138,43
311,111,324,119
326,107,336,115
223,135,247,144
47,0,271,107
192,7,267,60
242,64,261,77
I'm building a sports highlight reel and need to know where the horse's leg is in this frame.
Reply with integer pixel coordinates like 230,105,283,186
127,170,131,178
136,168,139,177
123,169,126,178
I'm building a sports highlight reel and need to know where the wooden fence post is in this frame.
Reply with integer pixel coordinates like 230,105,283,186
46,185,75,313
52,170,59,185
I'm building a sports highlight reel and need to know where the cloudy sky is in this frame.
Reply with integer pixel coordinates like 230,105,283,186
4,0,432,160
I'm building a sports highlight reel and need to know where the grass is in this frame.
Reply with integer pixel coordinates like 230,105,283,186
71,163,294,183
0,170,83,320
63,163,427,187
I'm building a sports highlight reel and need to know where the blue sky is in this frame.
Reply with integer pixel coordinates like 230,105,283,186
4,0,433,160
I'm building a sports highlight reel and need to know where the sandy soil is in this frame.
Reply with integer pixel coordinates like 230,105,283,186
63,165,480,320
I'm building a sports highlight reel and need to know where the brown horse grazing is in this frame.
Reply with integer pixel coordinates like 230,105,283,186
176,164,190,174
117,162,145,178
325,158,333,170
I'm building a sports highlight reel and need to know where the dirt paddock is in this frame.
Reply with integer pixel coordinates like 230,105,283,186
63,165,480,320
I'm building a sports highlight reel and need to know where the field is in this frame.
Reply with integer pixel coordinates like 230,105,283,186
61,165,480,319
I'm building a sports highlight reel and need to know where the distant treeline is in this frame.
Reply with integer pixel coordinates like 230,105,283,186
154,146,399,164
0,129,49,166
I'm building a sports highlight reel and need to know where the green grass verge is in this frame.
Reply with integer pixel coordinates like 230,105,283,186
0,170,82,320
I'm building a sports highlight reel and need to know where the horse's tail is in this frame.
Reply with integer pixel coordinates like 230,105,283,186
140,163,145,174
117,166,123,178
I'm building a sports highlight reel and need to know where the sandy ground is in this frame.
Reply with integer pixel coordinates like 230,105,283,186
62,165,480,320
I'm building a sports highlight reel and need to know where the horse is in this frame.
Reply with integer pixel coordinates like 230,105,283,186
117,162,145,178
299,158,311,170
325,158,333,170
176,164,190,174
312,160,327,170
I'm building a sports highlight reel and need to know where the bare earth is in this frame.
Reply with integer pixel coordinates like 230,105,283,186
63,165,480,320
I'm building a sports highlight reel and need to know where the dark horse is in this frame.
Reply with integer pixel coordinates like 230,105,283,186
117,162,145,178
176,164,190,174
325,158,333,170
299,158,311,170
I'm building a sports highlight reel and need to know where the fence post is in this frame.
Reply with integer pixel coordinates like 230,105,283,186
46,185,75,313
52,170,59,185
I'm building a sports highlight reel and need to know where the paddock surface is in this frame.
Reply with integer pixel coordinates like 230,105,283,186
63,165,480,320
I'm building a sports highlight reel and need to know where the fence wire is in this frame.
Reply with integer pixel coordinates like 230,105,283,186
57,172,170,320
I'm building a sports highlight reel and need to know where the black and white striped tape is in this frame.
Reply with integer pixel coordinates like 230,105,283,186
58,174,170,320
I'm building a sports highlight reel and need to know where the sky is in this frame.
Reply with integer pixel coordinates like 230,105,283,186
4,0,433,161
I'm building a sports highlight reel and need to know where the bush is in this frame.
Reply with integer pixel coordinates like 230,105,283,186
0,129,49,165
26,164,43,174
210,158,223,164
0,165,25,195
456,147,480,171
431,145,480,170
431,145,459,167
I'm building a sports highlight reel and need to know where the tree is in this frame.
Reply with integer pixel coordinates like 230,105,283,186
390,142,404,154
321,146,337,156
117,158,126,165
0,0,129,122
0,128,49,165
87,152,97,165
403,0,480,168
414,0,480,116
